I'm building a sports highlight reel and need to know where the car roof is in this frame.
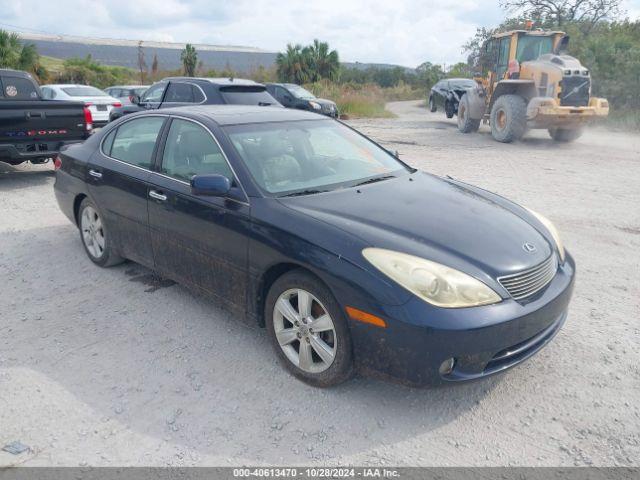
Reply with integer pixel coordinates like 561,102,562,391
107,85,150,89
160,77,264,87
159,105,327,126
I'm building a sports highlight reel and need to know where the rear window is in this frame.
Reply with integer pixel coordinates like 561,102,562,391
62,86,108,97
219,86,276,105
0,76,40,100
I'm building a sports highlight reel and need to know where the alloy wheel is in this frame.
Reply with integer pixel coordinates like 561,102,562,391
81,206,105,259
272,288,337,374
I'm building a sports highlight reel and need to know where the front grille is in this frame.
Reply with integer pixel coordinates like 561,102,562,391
560,76,590,107
498,254,558,301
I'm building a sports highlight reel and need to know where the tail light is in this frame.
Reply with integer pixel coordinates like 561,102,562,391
112,102,122,107
83,107,93,132
53,155,62,170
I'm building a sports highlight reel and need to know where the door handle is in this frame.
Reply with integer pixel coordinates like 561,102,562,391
149,190,167,201
89,169,103,179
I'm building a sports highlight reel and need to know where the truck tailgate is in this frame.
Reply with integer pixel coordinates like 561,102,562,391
0,100,87,144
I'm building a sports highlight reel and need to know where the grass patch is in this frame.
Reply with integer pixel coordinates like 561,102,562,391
306,81,424,118
605,109,640,131
39,56,65,75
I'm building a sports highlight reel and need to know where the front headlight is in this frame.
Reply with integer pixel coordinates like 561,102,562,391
525,208,565,263
362,248,501,308
309,101,322,110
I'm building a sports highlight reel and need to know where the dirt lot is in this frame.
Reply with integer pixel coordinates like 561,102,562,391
1,100,639,467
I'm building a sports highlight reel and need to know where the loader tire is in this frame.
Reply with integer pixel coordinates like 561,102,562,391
549,127,583,142
457,94,481,133
490,94,527,143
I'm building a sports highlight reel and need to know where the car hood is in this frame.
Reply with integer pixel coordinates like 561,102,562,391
278,172,553,280
313,98,337,107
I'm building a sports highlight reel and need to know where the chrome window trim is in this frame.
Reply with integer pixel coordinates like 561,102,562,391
161,81,207,105
98,113,249,206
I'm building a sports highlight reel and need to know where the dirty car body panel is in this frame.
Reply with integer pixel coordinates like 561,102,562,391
54,105,575,386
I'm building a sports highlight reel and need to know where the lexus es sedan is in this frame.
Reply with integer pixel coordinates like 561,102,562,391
53,106,575,387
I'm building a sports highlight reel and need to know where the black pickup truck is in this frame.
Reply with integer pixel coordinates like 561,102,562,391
0,69,91,166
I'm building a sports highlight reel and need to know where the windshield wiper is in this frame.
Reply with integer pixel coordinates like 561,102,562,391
352,175,395,187
279,189,328,198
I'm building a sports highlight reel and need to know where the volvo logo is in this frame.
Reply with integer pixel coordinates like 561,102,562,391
522,242,537,253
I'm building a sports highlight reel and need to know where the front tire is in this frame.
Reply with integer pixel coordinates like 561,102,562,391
445,100,455,118
78,198,124,267
549,127,583,142
265,269,353,387
490,94,527,143
457,94,481,133
429,96,437,112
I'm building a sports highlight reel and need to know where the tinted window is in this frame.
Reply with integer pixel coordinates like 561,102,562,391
275,87,290,102
161,119,232,182
219,86,276,105
62,86,107,96
165,82,195,103
141,83,166,102
1,77,39,100
102,128,117,155
110,117,165,168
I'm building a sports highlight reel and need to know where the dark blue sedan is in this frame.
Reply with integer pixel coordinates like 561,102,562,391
53,106,575,387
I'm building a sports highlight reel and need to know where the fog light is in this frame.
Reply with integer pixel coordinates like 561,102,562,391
439,358,455,376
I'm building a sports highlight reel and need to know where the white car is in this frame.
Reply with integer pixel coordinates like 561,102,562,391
41,84,122,127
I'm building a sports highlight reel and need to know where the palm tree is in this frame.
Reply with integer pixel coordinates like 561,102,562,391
306,39,340,82
276,44,310,84
181,44,198,77
0,29,43,78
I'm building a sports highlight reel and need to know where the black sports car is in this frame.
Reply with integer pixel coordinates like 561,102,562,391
429,78,477,118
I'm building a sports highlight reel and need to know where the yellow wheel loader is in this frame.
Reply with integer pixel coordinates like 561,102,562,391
457,28,609,143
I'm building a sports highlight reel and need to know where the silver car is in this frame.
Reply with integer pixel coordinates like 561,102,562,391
41,84,122,127
104,85,150,105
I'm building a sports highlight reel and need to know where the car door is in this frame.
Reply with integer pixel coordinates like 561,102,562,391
87,115,168,267
147,117,250,313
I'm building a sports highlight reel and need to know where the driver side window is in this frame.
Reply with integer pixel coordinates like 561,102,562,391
161,119,233,182
141,83,167,103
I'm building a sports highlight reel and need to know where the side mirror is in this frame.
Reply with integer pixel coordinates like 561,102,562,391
191,174,232,197
130,94,140,105
191,174,231,197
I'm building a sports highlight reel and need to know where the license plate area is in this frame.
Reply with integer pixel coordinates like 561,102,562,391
96,105,108,111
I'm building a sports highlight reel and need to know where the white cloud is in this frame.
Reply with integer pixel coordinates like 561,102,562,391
3,0,636,68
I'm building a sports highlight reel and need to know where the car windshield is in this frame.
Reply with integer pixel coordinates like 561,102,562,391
287,85,316,100
225,120,409,196
219,86,276,105
516,35,554,62
449,79,476,89
62,86,108,97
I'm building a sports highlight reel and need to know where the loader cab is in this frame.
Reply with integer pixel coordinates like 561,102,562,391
481,31,564,88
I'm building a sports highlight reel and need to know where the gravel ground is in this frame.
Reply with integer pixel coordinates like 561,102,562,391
1,100,639,467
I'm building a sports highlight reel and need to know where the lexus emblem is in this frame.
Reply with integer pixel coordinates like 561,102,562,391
522,242,537,253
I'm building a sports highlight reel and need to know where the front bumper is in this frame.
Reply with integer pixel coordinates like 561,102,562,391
527,97,609,128
348,253,576,386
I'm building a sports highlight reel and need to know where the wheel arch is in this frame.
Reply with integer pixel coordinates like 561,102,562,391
73,193,88,226
489,80,536,113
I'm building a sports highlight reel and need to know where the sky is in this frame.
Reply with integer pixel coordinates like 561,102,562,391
1,0,639,68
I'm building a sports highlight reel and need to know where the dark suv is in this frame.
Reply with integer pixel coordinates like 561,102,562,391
266,83,338,118
109,77,280,122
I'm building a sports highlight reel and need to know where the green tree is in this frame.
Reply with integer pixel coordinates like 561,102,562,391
305,39,340,81
416,61,445,90
276,43,310,84
181,44,198,77
0,29,43,77
499,0,621,29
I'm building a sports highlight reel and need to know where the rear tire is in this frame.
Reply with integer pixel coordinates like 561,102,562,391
548,127,583,142
265,269,353,387
490,94,527,143
457,94,481,133
78,198,124,267
445,100,455,119
428,96,437,112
